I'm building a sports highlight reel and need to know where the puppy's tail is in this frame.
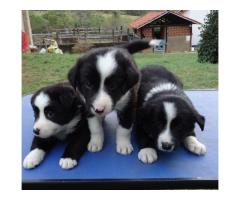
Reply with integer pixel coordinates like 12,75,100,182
119,39,160,54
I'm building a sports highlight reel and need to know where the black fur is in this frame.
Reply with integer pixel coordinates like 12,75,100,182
27,83,90,168
136,65,205,151
68,47,140,126
67,40,157,153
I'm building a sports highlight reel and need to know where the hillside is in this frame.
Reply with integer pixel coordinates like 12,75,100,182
29,11,144,33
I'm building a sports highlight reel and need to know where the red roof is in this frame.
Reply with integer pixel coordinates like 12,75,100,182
130,11,201,29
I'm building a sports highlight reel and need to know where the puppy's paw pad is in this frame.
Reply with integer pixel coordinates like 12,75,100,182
117,142,133,155
138,148,158,164
23,149,45,169
59,158,77,169
88,140,103,152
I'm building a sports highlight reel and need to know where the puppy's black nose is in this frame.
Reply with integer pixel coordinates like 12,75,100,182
33,128,40,135
95,107,104,114
162,142,173,151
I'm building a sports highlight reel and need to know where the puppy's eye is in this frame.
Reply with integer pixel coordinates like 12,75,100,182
171,117,183,127
45,108,55,118
108,83,118,91
85,81,93,89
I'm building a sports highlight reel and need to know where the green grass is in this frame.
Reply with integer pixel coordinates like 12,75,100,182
22,52,218,95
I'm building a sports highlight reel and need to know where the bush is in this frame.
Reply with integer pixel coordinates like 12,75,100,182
198,10,218,64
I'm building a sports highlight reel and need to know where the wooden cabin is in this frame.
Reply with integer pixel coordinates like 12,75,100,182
130,11,201,53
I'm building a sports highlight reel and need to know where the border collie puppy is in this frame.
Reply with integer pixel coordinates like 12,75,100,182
136,65,206,164
68,40,159,155
23,83,90,169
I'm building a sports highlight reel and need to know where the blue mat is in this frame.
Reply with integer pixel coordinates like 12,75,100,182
22,90,218,181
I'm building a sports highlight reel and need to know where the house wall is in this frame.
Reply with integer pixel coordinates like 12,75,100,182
167,26,191,36
135,25,192,52
167,26,191,52
136,28,153,52
137,28,153,39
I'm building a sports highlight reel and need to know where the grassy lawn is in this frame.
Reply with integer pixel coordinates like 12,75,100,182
22,52,218,95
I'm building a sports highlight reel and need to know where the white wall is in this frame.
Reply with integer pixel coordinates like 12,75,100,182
184,10,210,46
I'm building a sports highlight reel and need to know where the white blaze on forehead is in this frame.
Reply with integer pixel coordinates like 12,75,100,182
92,50,117,116
96,50,117,79
164,102,177,121
34,92,49,109
157,102,177,148
144,83,177,102
33,92,58,138
33,92,81,139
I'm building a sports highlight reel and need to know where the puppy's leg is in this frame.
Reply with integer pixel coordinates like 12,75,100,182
183,134,207,155
138,148,158,164
116,125,133,155
23,136,57,169
116,102,135,155
60,123,90,170
87,116,104,152
136,123,158,164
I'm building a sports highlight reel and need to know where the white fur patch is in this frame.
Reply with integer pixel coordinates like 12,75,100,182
87,116,104,152
149,39,161,47
144,83,177,102
23,148,45,169
34,92,81,139
33,92,60,138
55,115,81,140
97,50,117,79
91,90,113,116
59,158,77,169
138,148,158,164
92,50,117,116
184,136,207,155
116,125,133,155
157,102,176,151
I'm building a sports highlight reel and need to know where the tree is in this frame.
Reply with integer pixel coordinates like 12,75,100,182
42,11,75,30
198,10,218,64
29,12,49,33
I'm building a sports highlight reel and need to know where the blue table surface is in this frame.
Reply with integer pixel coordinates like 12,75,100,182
22,90,218,181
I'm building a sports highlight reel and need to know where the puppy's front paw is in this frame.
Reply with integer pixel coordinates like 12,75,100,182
116,141,133,155
138,148,158,164
184,136,207,155
59,158,77,169
88,137,103,152
23,148,45,169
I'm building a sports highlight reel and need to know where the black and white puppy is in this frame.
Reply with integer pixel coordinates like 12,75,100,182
68,40,159,155
136,65,206,164
23,83,90,169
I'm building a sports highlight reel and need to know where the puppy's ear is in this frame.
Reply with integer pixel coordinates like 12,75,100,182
68,57,83,90
189,106,205,131
194,113,205,131
115,52,140,89
126,64,140,89
68,64,79,89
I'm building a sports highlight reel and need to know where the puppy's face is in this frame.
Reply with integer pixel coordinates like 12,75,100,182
68,48,139,117
140,99,205,152
31,85,82,139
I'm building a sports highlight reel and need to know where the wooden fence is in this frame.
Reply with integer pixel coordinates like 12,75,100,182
32,27,134,46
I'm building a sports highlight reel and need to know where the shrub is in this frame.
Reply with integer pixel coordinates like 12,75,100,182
198,10,218,64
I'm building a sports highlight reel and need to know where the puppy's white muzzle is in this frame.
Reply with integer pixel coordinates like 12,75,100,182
33,120,59,139
92,90,113,116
